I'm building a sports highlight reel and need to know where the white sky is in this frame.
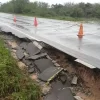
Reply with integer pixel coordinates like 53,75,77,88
0,0,100,5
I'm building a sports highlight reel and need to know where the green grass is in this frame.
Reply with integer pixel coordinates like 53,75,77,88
40,16,100,22
1,11,100,22
20,13,100,22
0,38,41,100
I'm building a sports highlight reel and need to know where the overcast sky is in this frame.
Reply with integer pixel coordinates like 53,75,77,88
0,0,100,5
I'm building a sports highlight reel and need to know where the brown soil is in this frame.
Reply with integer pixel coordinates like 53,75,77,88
46,48,100,100
77,66,100,100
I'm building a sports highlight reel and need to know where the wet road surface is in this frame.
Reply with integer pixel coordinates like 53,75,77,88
0,13,100,68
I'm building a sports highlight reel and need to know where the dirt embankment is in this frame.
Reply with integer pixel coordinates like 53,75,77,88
46,47,100,100
0,32,100,100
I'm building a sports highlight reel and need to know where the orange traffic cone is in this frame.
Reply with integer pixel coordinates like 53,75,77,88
77,23,84,38
13,16,16,22
34,17,38,27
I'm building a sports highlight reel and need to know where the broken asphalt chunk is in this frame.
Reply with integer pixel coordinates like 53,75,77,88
71,76,78,85
34,59,54,73
27,53,47,60
59,75,67,84
44,92,58,100
20,42,28,50
16,47,24,60
22,58,33,66
57,88,74,100
28,64,35,72
28,67,35,73
45,83,74,100
26,42,40,56
33,41,43,50
51,80,71,94
38,67,63,82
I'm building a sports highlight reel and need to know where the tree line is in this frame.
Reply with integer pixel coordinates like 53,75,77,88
0,0,100,19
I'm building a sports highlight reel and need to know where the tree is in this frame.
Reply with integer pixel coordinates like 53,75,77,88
85,3,93,17
93,4,100,18
12,0,29,13
0,2,13,13
51,4,63,15
0,1,100,19
71,7,84,17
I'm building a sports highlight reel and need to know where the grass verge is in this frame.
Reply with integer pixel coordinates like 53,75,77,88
20,13,100,22
0,38,41,100
1,12,100,22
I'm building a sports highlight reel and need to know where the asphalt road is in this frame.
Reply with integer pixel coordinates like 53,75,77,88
0,13,100,69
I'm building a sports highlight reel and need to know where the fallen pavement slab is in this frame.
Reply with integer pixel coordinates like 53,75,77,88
34,59,55,73
38,67,63,82
16,47,24,60
51,80,71,94
28,67,35,73
57,88,75,100
44,92,58,100
33,41,43,50
28,64,35,73
22,58,33,66
59,74,67,84
45,85,74,100
26,42,40,56
27,53,47,60
71,76,78,85
20,42,28,50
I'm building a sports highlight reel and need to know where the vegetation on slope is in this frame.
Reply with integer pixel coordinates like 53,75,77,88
0,38,41,100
